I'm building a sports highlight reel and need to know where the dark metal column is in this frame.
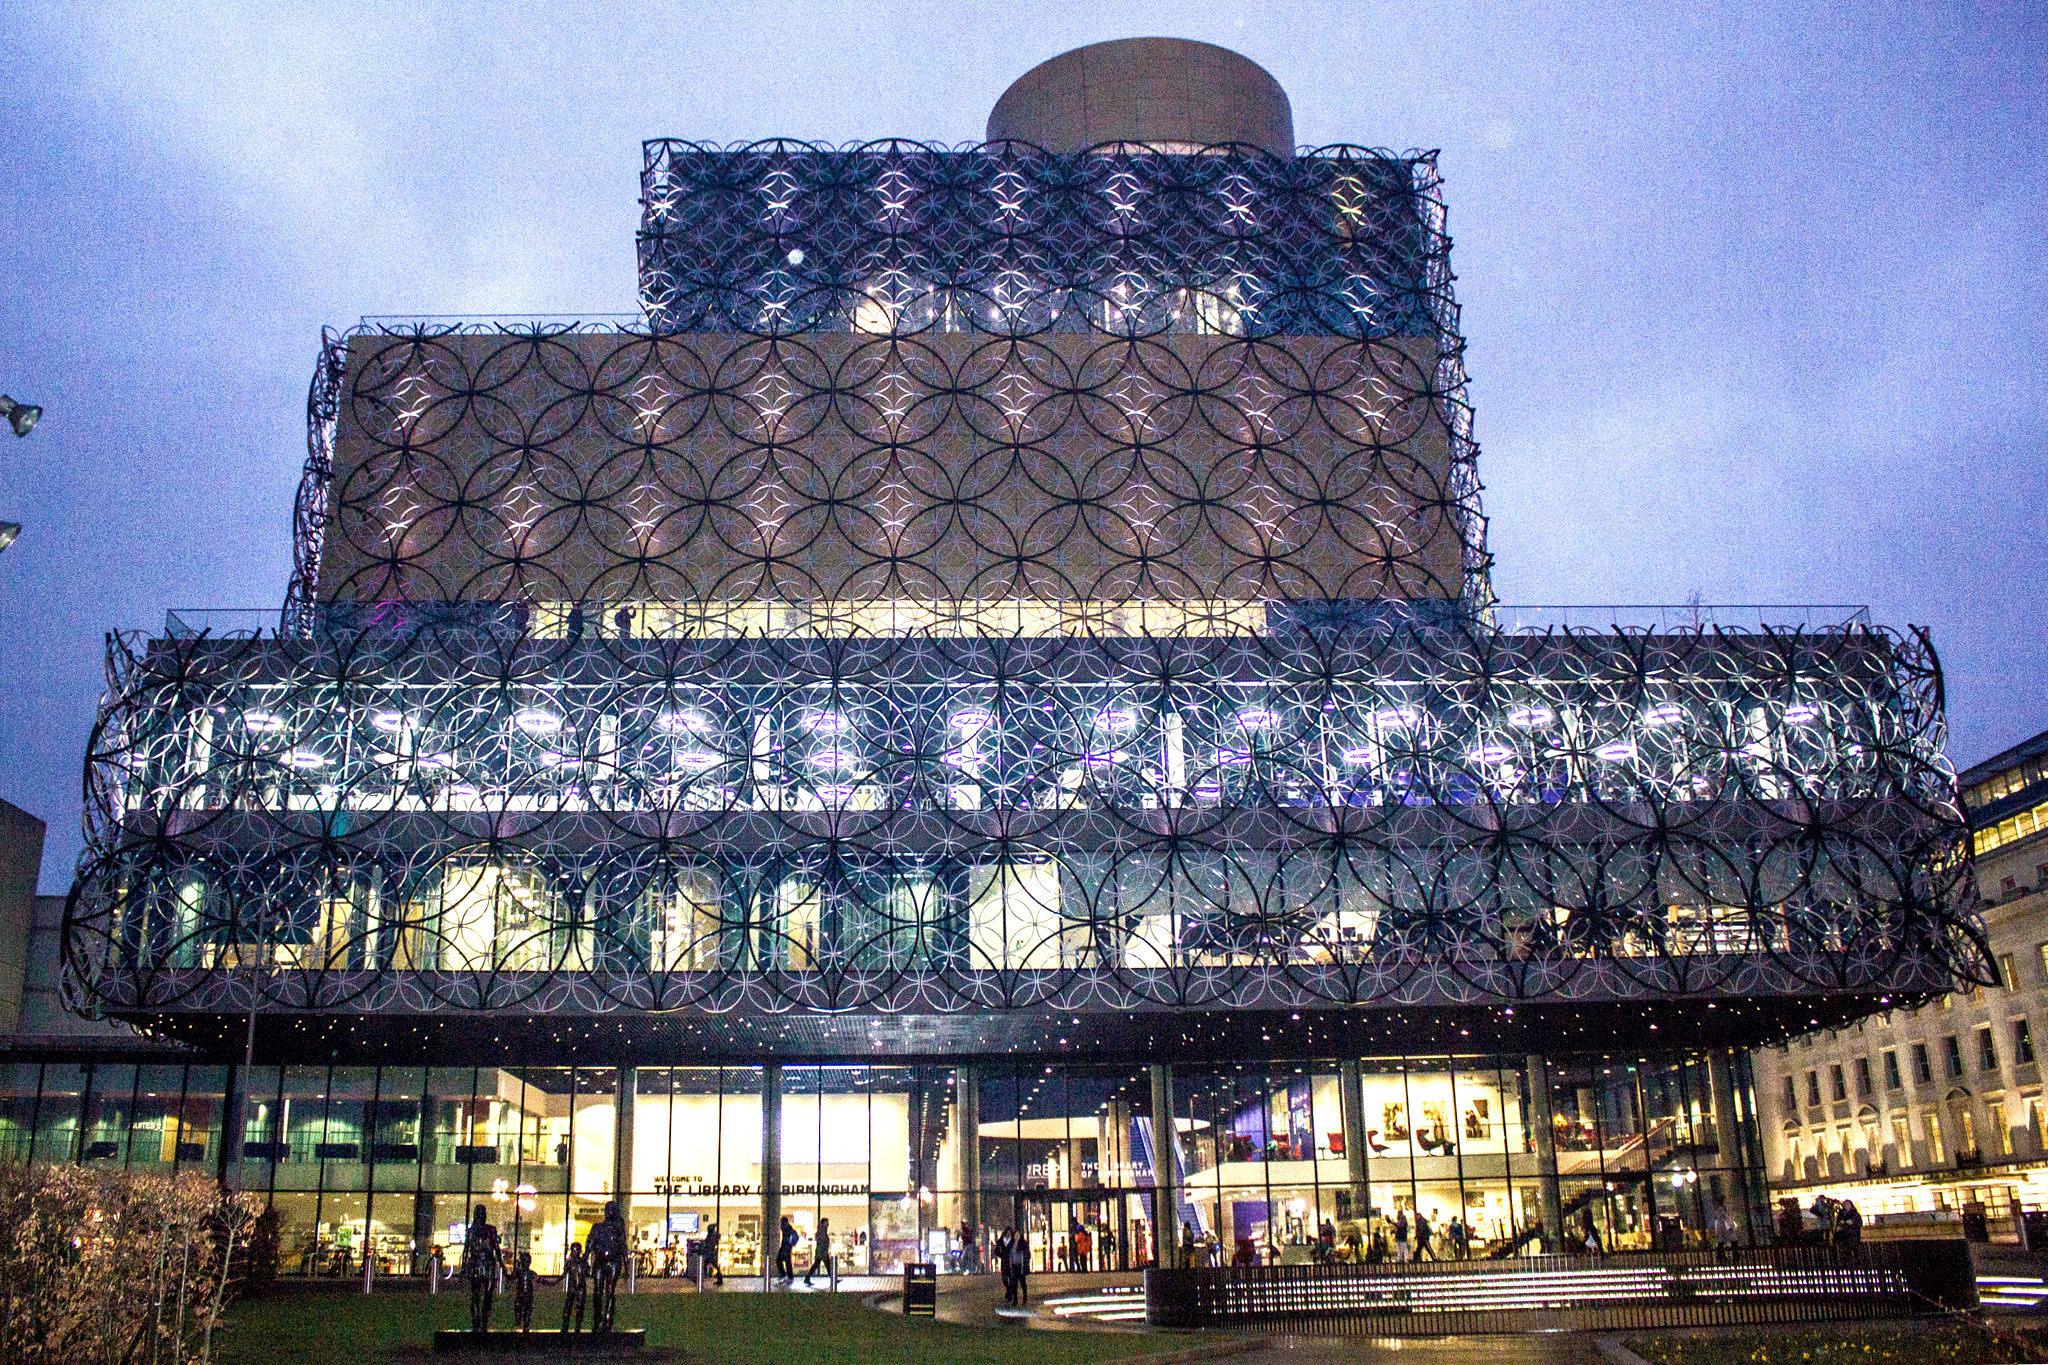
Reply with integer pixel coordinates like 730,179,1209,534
955,1064,980,1235
760,1064,782,1286
1525,1055,1564,1251
613,1067,636,1208
1149,1063,1178,1267
1339,1059,1370,1225
1708,1049,1757,1245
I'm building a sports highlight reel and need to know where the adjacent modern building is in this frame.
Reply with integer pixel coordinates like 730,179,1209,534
19,39,1988,1281
1752,724,2048,1239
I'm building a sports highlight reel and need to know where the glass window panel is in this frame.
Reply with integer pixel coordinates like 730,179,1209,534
129,1065,188,1170
0,1064,39,1162
175,1066,226,1173
569,1068,616,1202
237,1066,284,1190
368,1066,425,1189
718,1067,764,1276
314,1191,368,1277
80,1063,136,1165
366,1191,421,1277
272,1191,321,1277
420,1067,475,1192
276,1066,327,1189
318,1068,376,1183
975,1066,1019,1194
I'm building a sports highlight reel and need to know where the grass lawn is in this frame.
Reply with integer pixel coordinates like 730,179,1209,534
1625,1325,2038,1365
213,1290,1175,1365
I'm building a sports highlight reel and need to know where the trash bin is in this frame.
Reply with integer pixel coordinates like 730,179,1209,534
903,1262,937,1317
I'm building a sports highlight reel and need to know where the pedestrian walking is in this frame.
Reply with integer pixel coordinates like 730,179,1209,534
461,1204,502,1333
699,1223,723,1286
1414,1210,1434,1261
804,1215,834,1287
1010,1227,1032,1306
1393,1209,1410,1262
1713,1204,1739,1261
997,1226,1017,1304
775,1214,798,1283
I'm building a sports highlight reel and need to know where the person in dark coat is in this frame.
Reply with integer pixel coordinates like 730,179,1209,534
1010,1228,1032,1306
804,1215,833,1287
996,1226,1017,1304
699,1222,724,1286
460,1204,502,1333
775,1214,798,1283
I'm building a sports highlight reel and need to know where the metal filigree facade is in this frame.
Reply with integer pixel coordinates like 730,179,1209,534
65,140,1989,1055
65,618,1986,1027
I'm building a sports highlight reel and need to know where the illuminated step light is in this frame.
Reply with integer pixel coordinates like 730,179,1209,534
1467,743,1515,765
1373,705,1420,730
1093,706,1138,732
370,710,408,733
950,707,994,732
1507,704,1555,729
801,710,851,735
657,709,711,734
1784,702,1821,724
512,708,563,735
286,749,328,769
244,710,286,733
1643,702,1687,727
1595,739,1639,762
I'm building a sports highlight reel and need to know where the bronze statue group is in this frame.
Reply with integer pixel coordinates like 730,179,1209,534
459,1200,630,1334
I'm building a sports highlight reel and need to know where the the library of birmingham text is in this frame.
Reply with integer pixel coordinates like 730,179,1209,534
31,40,1988,1279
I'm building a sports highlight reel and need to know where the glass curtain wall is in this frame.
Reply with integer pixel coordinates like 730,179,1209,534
0,1053,1762,1272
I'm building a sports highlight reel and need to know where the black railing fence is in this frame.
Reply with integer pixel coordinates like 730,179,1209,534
1144,1241,1975,1335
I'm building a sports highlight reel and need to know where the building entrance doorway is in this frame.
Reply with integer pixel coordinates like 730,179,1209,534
1015,1191,1131,1273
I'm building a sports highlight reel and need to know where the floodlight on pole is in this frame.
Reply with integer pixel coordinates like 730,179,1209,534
0,396,40,438
0,524,18,555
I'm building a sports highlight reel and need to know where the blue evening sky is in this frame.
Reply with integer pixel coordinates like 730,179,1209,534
2,2,2043,890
